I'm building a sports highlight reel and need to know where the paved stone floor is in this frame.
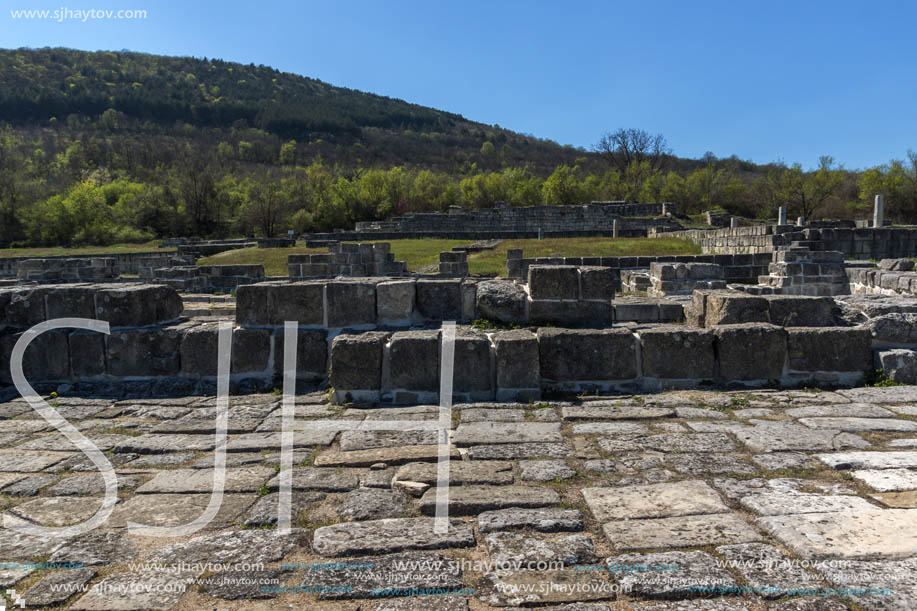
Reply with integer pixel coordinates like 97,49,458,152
1,387,917,609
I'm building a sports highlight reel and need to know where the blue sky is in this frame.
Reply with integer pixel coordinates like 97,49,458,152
3,0,915,170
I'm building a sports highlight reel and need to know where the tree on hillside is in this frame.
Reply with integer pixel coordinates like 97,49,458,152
766,156,845,221
595,128,672,173
858,151,917,223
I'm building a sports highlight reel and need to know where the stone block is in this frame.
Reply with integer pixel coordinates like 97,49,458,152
45,286,95,320
538,327,637,381
528,266,579,300
4,288,47,326
415,279,462,321
704,292,769,326
787,328,872,373
0,329,69,384
764,296,838,327
69,330,106,378
390,330,440,392
268,282,325,326
273,328,328,381
493,329,539,398
329,331,388,392
475,280,527,323
231,327,272,375
453,328,493,397
641,327,715,379
106,325,182,377
713,323,787,381
879,349,917,385
376,280,415,322
864,313,917,345
579,266,615,300
529,300,613,326
326,281,376,327
179,323,220,377
95,285,183,327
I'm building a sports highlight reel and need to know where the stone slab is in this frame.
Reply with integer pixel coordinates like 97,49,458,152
477,508,585,533
454,422,563,446
311,518,475,556
419,485,561,516
602,513,762,550
582,481,729,521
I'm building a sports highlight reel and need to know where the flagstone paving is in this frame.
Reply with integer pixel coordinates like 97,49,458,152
1,387,917,608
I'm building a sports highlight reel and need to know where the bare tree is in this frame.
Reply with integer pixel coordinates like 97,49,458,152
595,128,672,173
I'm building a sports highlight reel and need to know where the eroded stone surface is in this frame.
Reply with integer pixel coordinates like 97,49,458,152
312,518,475,556
420,485,561,515
602,513,762,550
477,508,585,533
582,480,729,521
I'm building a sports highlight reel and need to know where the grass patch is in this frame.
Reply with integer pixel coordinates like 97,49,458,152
0,240,163,258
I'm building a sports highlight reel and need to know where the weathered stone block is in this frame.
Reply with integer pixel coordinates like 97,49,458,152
273,329,328,381
46,286,95,320
415,279,462,321
579,266,615,301
326,281,376,327
179,323,220,377
529,300,613,326
705,292,769,326
106,326,182,377
493,329,539,397
641,327,715,379
538,327,637,381
231,327,272,375
714,323,787,381
0,329,69,384
864,313,917,345
376,280,415,322
95,285,183,327
390,330,440,391
764,296,838,327
330,331,388,391
69,330,106,378
475,280,527,323
528,266,578,300
453,328,493,396
268,283,324,326
787,328,872,372
4,288,47,326
879,349,917,384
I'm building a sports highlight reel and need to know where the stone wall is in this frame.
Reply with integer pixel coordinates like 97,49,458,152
287,243,407,278
0,251,174,278
151,265,265,293
647,263,727,297
848,268,917,297
746,249,849,296
16,258,119,282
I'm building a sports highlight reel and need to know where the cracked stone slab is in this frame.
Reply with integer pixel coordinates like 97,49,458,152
0,473,27,489
48,531,138,566
243,491,326,527
0,420,49,433
338,488,407,521
733,422,869,452
1,474,56,495
478,569,615,607
69,568,200,610
739,492,876,516
467,442,570,460
123,452,196,468
314,444,460,467
454,422,563,446
786,403,896,418
798,417,917,432
0,528,71,561
484,532,596,566
712,477,856,501
225,430,338,452
106,493,255,529
633,433,737,453
571,422,649,435
47,474,143,496
312,518,475,556
851,468,917,492
562,405,675,420
609,551,737,599
716,543,820,600
148,529,304,565
757,509,917,560
683,421,749,434
419,485,561,516
819,557,917,610
201,567,288,600
838,386,917,404
667,453,757,476
477,508,585,533
603,513,762,550
135,467,274,494
21,567,97,606
0,450,70,471
112,434,217,454
751,453,817,471
461,408,525,422
816,451,917,470
520,459,576,482
150,417,265,434
394,461,513,486
300,551,464,599
8,496,109,526
265,467,359,492
362,467,395,488
339,429,439,451
582,481,729,521
674,407,729,419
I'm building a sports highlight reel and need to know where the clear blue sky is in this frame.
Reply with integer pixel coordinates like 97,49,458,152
3,0,915,170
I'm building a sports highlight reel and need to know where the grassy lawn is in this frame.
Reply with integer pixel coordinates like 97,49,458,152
467,237,702,275
198,236,700,276
0,240,163,258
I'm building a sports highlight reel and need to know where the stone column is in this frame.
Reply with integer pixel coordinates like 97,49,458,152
730,217,738,228
612,219,619,238
777,206,787,225
874,194,885,228
797,217,805,227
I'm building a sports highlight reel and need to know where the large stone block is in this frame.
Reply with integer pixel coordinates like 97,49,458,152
704,292,769,326
764,296,838,327
538,327,637,381
640,327,715,379
453,328,493,397
475,280,527,324
579,266,615,301
528,266,579,300
714,323,787,381
273,329,328,381
4,288,47,326
269,283,325,326
390,330,440,392
529,300,613,327
415,279,462,321
95,285,183,327
878,349,917,385
69,330,106,378
231,327,273,375
46,286,95,320
493,329,539,400
326,281,376,327
0,329,69,384
179,323,220,377
864,313,917,345
106,325,182,377
787,328,872,372
376,280,415,323
330,331,388,392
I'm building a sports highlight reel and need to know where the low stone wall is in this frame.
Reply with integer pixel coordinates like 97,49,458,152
16,258,119,282
0,250,174,278
257,238,295,248
746,249,849,296
152,265,265,293
177,241,257,257
438,251,468,276
288,242,407,278
848,268,917,297
138,255,195,280
647,262,727,296
686,291,841,327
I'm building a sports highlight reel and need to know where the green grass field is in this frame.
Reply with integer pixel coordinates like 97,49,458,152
198,237,700,276
0,241,163,258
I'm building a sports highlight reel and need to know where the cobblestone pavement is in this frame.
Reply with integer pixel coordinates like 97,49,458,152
1,387,917,609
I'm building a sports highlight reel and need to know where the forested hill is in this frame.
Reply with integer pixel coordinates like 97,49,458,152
0,47,588,172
